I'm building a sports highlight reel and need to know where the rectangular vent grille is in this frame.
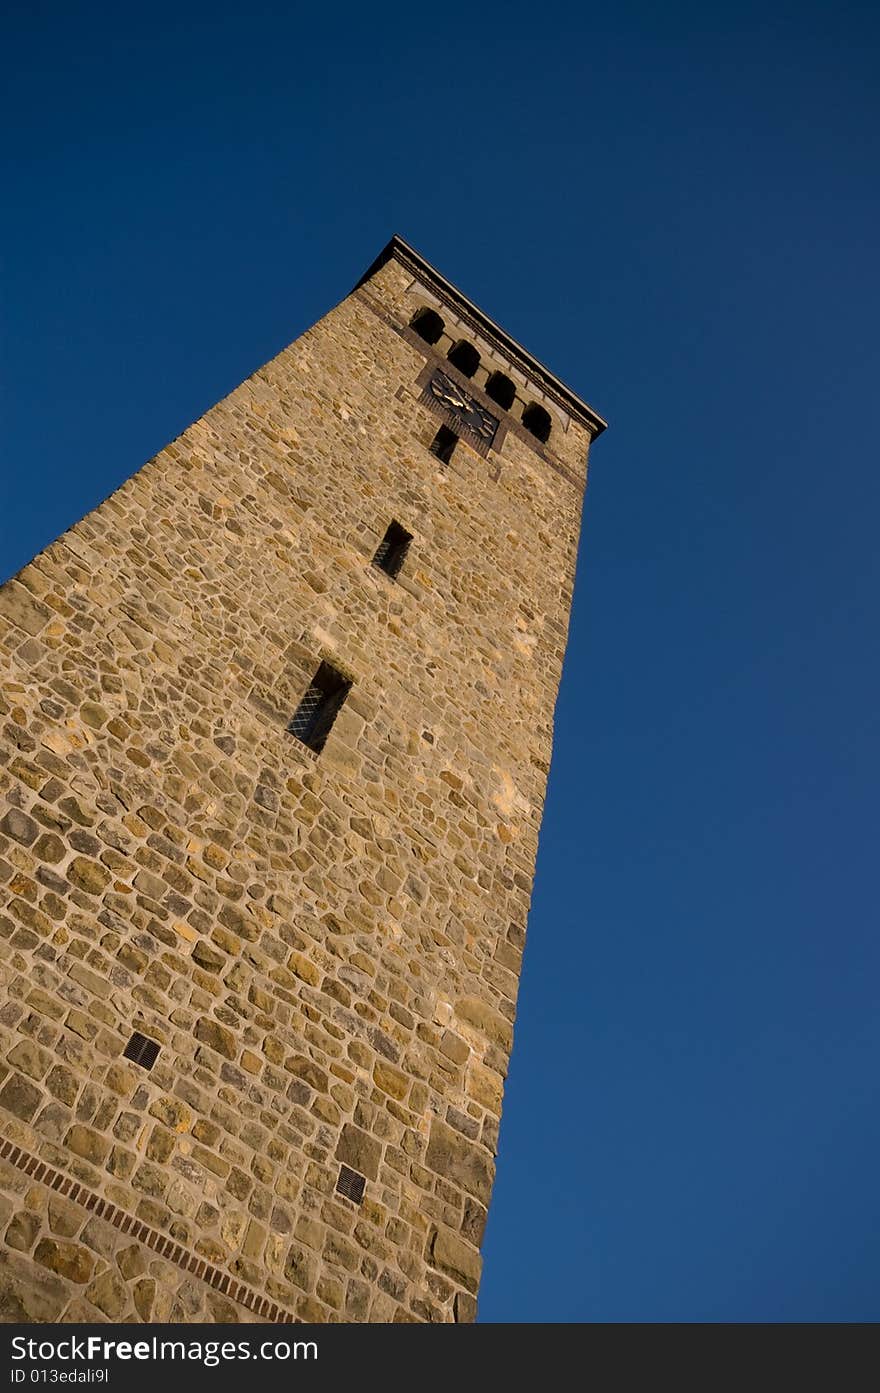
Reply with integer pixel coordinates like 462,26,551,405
123,1031,160,1070
336,1164,366,1205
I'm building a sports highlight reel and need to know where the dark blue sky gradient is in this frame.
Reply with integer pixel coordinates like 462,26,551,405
4,1,879,1321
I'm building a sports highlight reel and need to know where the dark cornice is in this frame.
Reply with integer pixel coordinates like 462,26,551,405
355,234,608,440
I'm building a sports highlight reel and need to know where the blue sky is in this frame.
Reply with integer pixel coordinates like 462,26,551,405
4,1,879,1321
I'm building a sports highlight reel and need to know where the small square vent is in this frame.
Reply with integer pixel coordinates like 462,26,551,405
336,1164,366,1205
123,1031,160,1070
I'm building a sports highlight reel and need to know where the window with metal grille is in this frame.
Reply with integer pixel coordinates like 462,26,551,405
372,520,413,580
287,661,352,754
123,1031,160,1070
336,1164,366,1204
430,425,458,464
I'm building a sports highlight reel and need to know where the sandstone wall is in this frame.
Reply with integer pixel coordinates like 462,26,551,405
0,251,598,1322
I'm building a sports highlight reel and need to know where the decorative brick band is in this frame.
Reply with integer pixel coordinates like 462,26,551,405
0,1138,296,1324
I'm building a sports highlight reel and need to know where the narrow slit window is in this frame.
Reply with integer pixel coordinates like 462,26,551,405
372,520,413,580
287,661,352,754
123,1031,160,1071
430,425,458,464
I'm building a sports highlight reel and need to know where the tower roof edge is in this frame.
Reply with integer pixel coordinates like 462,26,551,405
355,234,608,440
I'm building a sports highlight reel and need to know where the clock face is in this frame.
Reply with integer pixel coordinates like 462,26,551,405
428,370,498,445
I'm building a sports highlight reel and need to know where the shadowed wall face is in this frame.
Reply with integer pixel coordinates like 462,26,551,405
0,246,599,1323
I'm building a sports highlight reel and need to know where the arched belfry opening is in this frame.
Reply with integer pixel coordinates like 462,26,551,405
522,402,552,442
485,372,516,410
447,340,480,378
410,307,444,344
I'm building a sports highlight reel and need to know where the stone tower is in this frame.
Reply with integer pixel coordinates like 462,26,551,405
0,236,606,1324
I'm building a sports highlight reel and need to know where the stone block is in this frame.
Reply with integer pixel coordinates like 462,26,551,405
1,809,38,846
0,1072,43,1120
86,1268,128,1319
454,996,513,1050
48,1196,84,1238
34,1238,95,1284
194,1017,237,1059
428,1225,482,1292
5,1211,41,1252
8,1038,52,1080
335,1123,382,1181
425,1121,493,1203
0,1250,69,1320
373,1060,410,1100
67,858,111,896
284,1242,317,1292
65,1124,111,1165
0,581,51,635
